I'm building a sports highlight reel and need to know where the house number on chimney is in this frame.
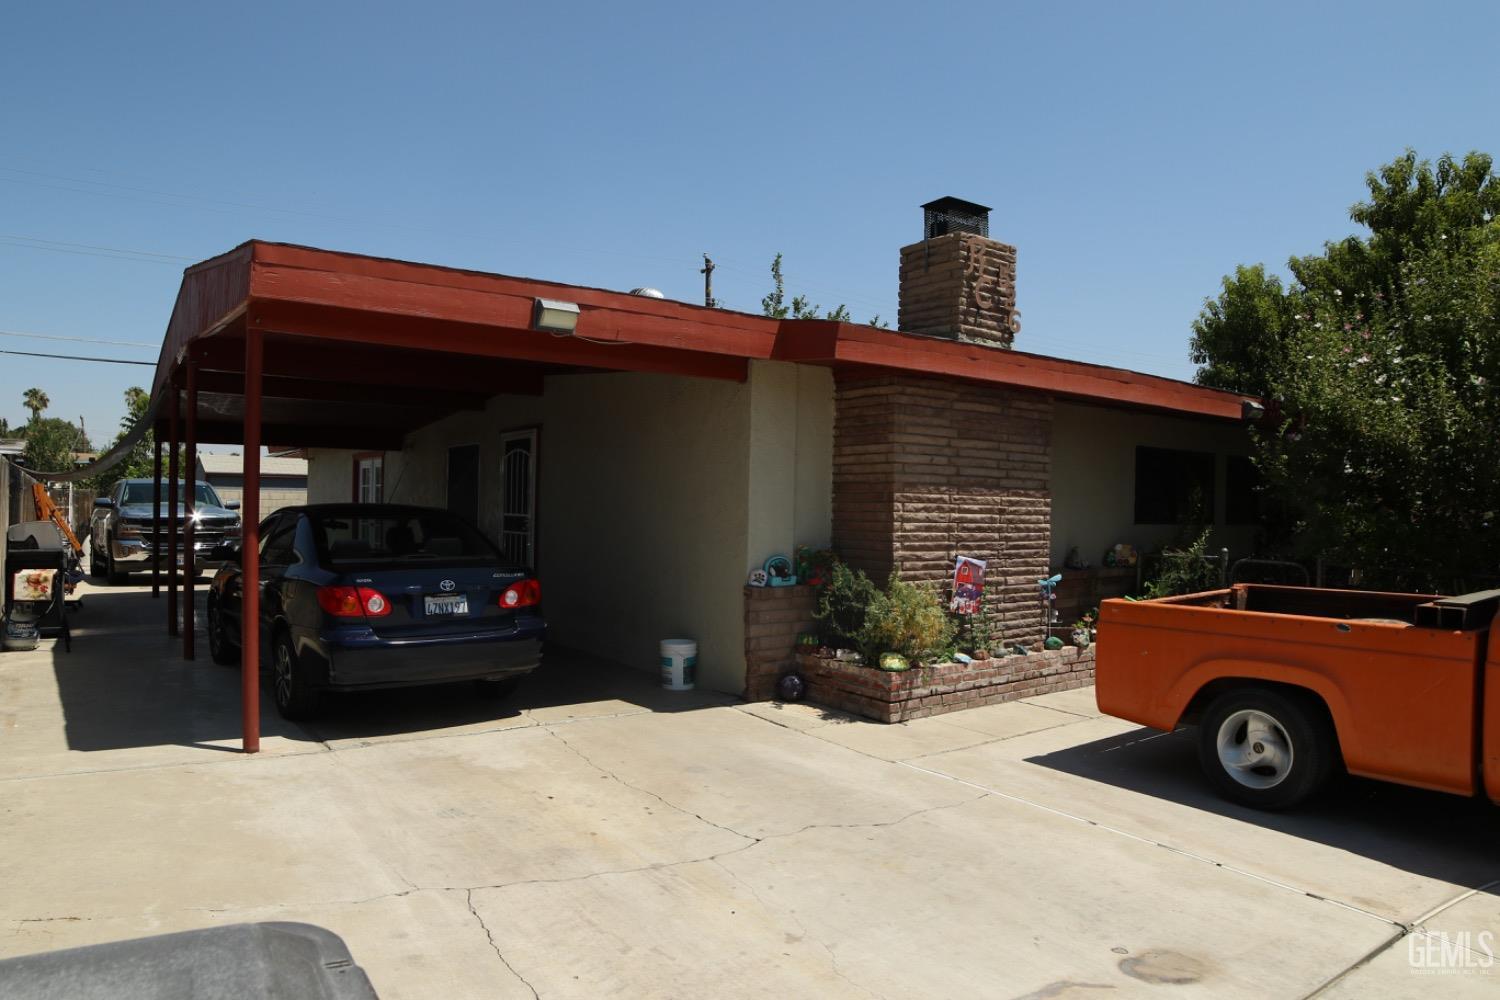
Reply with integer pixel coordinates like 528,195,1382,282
966,252,1022,335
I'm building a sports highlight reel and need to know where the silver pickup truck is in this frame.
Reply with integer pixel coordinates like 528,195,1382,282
89,478,241,583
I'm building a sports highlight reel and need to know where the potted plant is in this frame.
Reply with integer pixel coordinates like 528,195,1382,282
1071,611,1096,648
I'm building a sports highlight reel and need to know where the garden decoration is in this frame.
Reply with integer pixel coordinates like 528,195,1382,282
1038,573,1062,646
776,673,806,702
1071,611,1096,648
763,554,798,587
795,546,836,587
949,555,986,615
1044,636,1065,651
747,568,769,587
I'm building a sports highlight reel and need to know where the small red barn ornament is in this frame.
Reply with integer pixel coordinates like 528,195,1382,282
949,556,986,615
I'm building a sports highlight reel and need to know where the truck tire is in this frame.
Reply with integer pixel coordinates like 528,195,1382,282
89,537,106,578
1198,688,1335,810
105,536,128,585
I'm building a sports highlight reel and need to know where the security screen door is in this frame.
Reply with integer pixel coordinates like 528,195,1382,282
499,430,536,569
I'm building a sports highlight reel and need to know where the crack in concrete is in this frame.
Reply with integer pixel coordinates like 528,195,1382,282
465,889,540,1000
543,726,758,844
1301,877,1500,998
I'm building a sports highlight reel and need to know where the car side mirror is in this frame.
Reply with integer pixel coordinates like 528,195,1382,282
209,542,241,564
94,497,115,509
225,500,241,510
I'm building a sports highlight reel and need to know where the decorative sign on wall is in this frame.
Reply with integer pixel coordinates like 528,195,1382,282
949,556,987,615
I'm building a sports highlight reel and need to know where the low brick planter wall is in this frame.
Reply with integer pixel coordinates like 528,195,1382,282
794,645,1095,723
743,585,819,701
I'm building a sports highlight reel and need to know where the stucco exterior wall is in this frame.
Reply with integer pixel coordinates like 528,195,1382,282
745,361,834,574
303,364,834,696
1048,401,1257,568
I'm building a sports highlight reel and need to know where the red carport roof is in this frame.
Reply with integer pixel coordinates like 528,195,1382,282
151,240,1256,444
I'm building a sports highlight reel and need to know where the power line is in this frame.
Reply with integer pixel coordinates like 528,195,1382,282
0,233,191,261
0,237,184,266
0,328,158,349
0,348,154,366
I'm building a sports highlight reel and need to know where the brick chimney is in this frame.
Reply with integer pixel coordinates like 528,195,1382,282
898,197,1019,349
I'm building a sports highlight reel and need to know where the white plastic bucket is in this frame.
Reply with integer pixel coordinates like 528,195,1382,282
660,638,698,691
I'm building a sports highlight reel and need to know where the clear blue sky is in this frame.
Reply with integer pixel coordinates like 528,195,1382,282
2,1,1497,444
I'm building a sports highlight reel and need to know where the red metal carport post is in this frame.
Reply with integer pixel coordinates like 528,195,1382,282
182,359,197,660
167,372,179,637
151,439,162,599
241,329,263,753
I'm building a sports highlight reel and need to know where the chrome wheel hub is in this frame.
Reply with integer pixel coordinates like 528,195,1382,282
1216,709,1294,790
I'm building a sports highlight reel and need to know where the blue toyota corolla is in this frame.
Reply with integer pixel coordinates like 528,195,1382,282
207,504,544,719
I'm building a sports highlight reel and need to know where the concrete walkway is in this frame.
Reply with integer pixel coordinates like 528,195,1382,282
1,580,1496,998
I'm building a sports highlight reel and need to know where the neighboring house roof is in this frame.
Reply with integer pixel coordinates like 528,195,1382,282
196,452,308,477
0,439,23,457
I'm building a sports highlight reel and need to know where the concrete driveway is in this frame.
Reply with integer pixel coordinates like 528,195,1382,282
1,580,1496,998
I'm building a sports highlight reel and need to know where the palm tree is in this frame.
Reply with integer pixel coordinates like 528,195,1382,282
22,387,49,424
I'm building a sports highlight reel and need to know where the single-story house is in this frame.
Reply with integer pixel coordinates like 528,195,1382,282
194,451,308,515
137,197,1262,731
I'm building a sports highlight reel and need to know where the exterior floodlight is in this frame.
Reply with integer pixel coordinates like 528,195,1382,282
1241,399,1266,421
533,298,580,334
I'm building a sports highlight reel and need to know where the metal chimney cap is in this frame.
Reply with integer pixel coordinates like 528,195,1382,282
921,197,991,240
921,196,992,215
629,287,666,298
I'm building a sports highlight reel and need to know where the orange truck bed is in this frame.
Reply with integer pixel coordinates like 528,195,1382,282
1096,584,1500,806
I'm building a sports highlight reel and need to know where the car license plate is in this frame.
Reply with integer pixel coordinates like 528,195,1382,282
424,594,469,616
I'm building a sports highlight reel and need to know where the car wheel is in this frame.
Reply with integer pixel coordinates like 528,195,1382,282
207,599,239,666
104,536,128,585
271,631,319,720
89,536,105,578
1198,688,1335,810
476,676,522,700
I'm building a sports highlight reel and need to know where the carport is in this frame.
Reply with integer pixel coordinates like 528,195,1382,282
142,240,1248,753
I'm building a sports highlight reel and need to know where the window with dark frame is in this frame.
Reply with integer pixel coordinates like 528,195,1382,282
446,444,480,526
1225,454,1260,525
1134,446,1216,525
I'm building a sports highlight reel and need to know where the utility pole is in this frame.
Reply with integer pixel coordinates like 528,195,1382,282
700,254,716,308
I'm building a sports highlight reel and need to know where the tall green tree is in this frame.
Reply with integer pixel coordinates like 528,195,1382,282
22,387,49,423
1193,150,1500,590
87,387,156,492
761,253,887,326
21,416,90,474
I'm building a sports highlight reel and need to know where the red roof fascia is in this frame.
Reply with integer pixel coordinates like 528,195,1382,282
155,241,1253,423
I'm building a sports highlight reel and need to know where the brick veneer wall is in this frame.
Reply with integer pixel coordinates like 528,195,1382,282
743,584,819,701
796,646,1094,723
832,372,1054,647
898,231,1019,348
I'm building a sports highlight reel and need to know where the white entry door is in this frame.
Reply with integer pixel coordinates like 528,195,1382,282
499,430,537,569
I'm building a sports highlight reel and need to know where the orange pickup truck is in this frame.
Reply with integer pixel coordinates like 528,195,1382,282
1095,584,1500,809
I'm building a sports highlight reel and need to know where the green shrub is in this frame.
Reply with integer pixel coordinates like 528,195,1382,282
857,572,955,664
1144,526,1220,598
813,561,879,647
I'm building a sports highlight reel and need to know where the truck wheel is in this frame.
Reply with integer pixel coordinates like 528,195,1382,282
271,631,319,721
105,537,128,585
89,539,106,578
1198,688,1335,810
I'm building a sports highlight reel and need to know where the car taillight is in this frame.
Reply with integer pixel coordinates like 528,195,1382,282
317,585,392,618
499,579,541,609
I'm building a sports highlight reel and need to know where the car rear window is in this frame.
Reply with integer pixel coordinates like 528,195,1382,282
311,510,501,566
